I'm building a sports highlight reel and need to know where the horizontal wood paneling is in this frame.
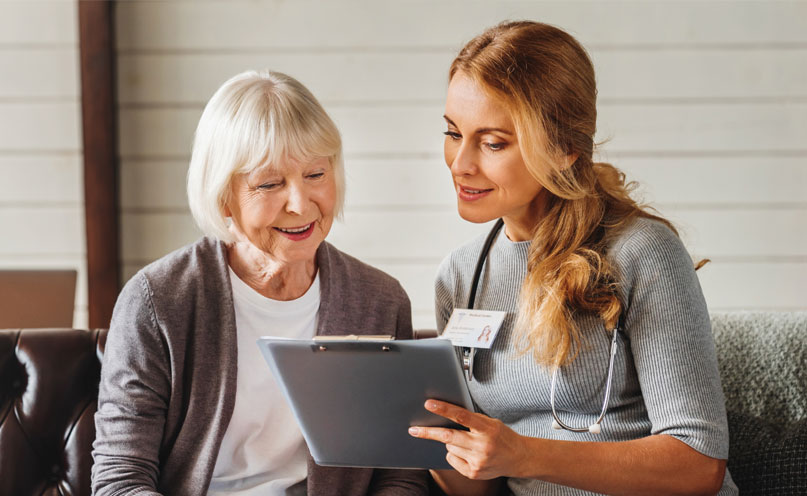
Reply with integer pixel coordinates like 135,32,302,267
117,52,452,105
118,107,200,158
613,156,807,207
121,264,139,284
656,207,807,259
0,154,83,205
120,211,201,262
115,1,807,51
120,156,807,210
595,103,807,154
114,0,807,327
0,1,85,327
0,102,81,152
697,262,807,310
0,1,77,46
117,48,807,105
0,207,84,256
118,103,807,158
119,159,191,209
594,49,807,101
0,48,79,100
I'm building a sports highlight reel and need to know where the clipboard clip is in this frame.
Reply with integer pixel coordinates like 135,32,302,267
315,343,393,352
462,347,476,382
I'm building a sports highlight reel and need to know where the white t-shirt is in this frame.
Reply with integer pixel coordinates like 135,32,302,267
208,268,320,495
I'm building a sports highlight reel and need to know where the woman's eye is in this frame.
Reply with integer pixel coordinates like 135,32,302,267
257,182,281,190
485,142,506,151
307,172,325,180
443,131,461,140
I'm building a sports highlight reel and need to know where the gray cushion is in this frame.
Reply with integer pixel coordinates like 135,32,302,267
725,413,807,494
711,312,807,494
711,311,807,423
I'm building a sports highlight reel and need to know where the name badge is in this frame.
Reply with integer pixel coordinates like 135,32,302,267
440,308,506,349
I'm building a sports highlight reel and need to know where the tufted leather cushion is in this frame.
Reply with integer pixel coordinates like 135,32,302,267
0,328,107,496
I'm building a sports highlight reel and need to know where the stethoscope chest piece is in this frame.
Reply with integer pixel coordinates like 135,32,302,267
551,419,601,434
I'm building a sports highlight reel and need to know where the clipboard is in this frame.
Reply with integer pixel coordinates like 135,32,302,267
256,336,473,470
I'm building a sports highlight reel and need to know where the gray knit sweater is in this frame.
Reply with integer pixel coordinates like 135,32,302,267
435,218,738,495
92,237,428,496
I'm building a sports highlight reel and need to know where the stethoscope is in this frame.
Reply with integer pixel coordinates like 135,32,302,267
461,218,622,435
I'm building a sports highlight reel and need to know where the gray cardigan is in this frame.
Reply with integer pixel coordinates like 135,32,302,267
92,237,429,495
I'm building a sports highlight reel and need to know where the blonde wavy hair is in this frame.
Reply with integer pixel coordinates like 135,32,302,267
451,21,683,368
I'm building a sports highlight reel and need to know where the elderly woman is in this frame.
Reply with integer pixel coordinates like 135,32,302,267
408,22,737,495
92,70,428,495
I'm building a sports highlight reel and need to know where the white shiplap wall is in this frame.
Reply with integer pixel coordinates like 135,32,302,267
0,1,87,328
116,0,807,329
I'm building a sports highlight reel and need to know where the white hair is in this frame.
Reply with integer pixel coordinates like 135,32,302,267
187,69,345,242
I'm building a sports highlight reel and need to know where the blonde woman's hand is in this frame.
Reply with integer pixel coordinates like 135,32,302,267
408,399,529,480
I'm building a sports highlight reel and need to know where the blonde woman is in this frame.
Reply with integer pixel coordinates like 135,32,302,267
408,22,737,495
92,70,427,496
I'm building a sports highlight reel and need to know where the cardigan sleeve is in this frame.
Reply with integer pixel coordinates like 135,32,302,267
395,282,415,340
616,221,730,459
91,272,170,496
367,468,430,495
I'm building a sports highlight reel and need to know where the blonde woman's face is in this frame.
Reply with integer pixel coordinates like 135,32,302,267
225,157,336,265
443,72,544,241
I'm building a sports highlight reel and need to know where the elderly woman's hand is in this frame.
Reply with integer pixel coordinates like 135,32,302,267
408,399,530,480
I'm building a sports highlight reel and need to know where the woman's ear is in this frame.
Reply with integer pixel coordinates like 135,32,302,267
222,202,232,218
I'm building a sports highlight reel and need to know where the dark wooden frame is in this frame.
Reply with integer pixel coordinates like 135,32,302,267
79,1,119,328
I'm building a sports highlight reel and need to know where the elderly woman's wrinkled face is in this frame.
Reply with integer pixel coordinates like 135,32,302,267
226,157,336,265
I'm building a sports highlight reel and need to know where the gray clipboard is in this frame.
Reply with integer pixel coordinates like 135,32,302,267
256,337,473,470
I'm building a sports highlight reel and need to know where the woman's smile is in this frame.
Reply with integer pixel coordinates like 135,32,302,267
273,222,316,241
456,183,494,202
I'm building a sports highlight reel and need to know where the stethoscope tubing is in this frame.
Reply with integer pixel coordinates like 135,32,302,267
460,218,504,383
549,326,620,433
462,217,621,434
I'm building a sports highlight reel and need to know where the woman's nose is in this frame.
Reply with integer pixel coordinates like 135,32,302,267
285,182,308,215
448,143,477,176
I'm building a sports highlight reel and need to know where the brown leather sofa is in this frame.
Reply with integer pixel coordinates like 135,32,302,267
0,328,107,496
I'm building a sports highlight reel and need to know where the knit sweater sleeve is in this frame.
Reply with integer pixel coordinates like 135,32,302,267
614,220,729,459
91,271,169,495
